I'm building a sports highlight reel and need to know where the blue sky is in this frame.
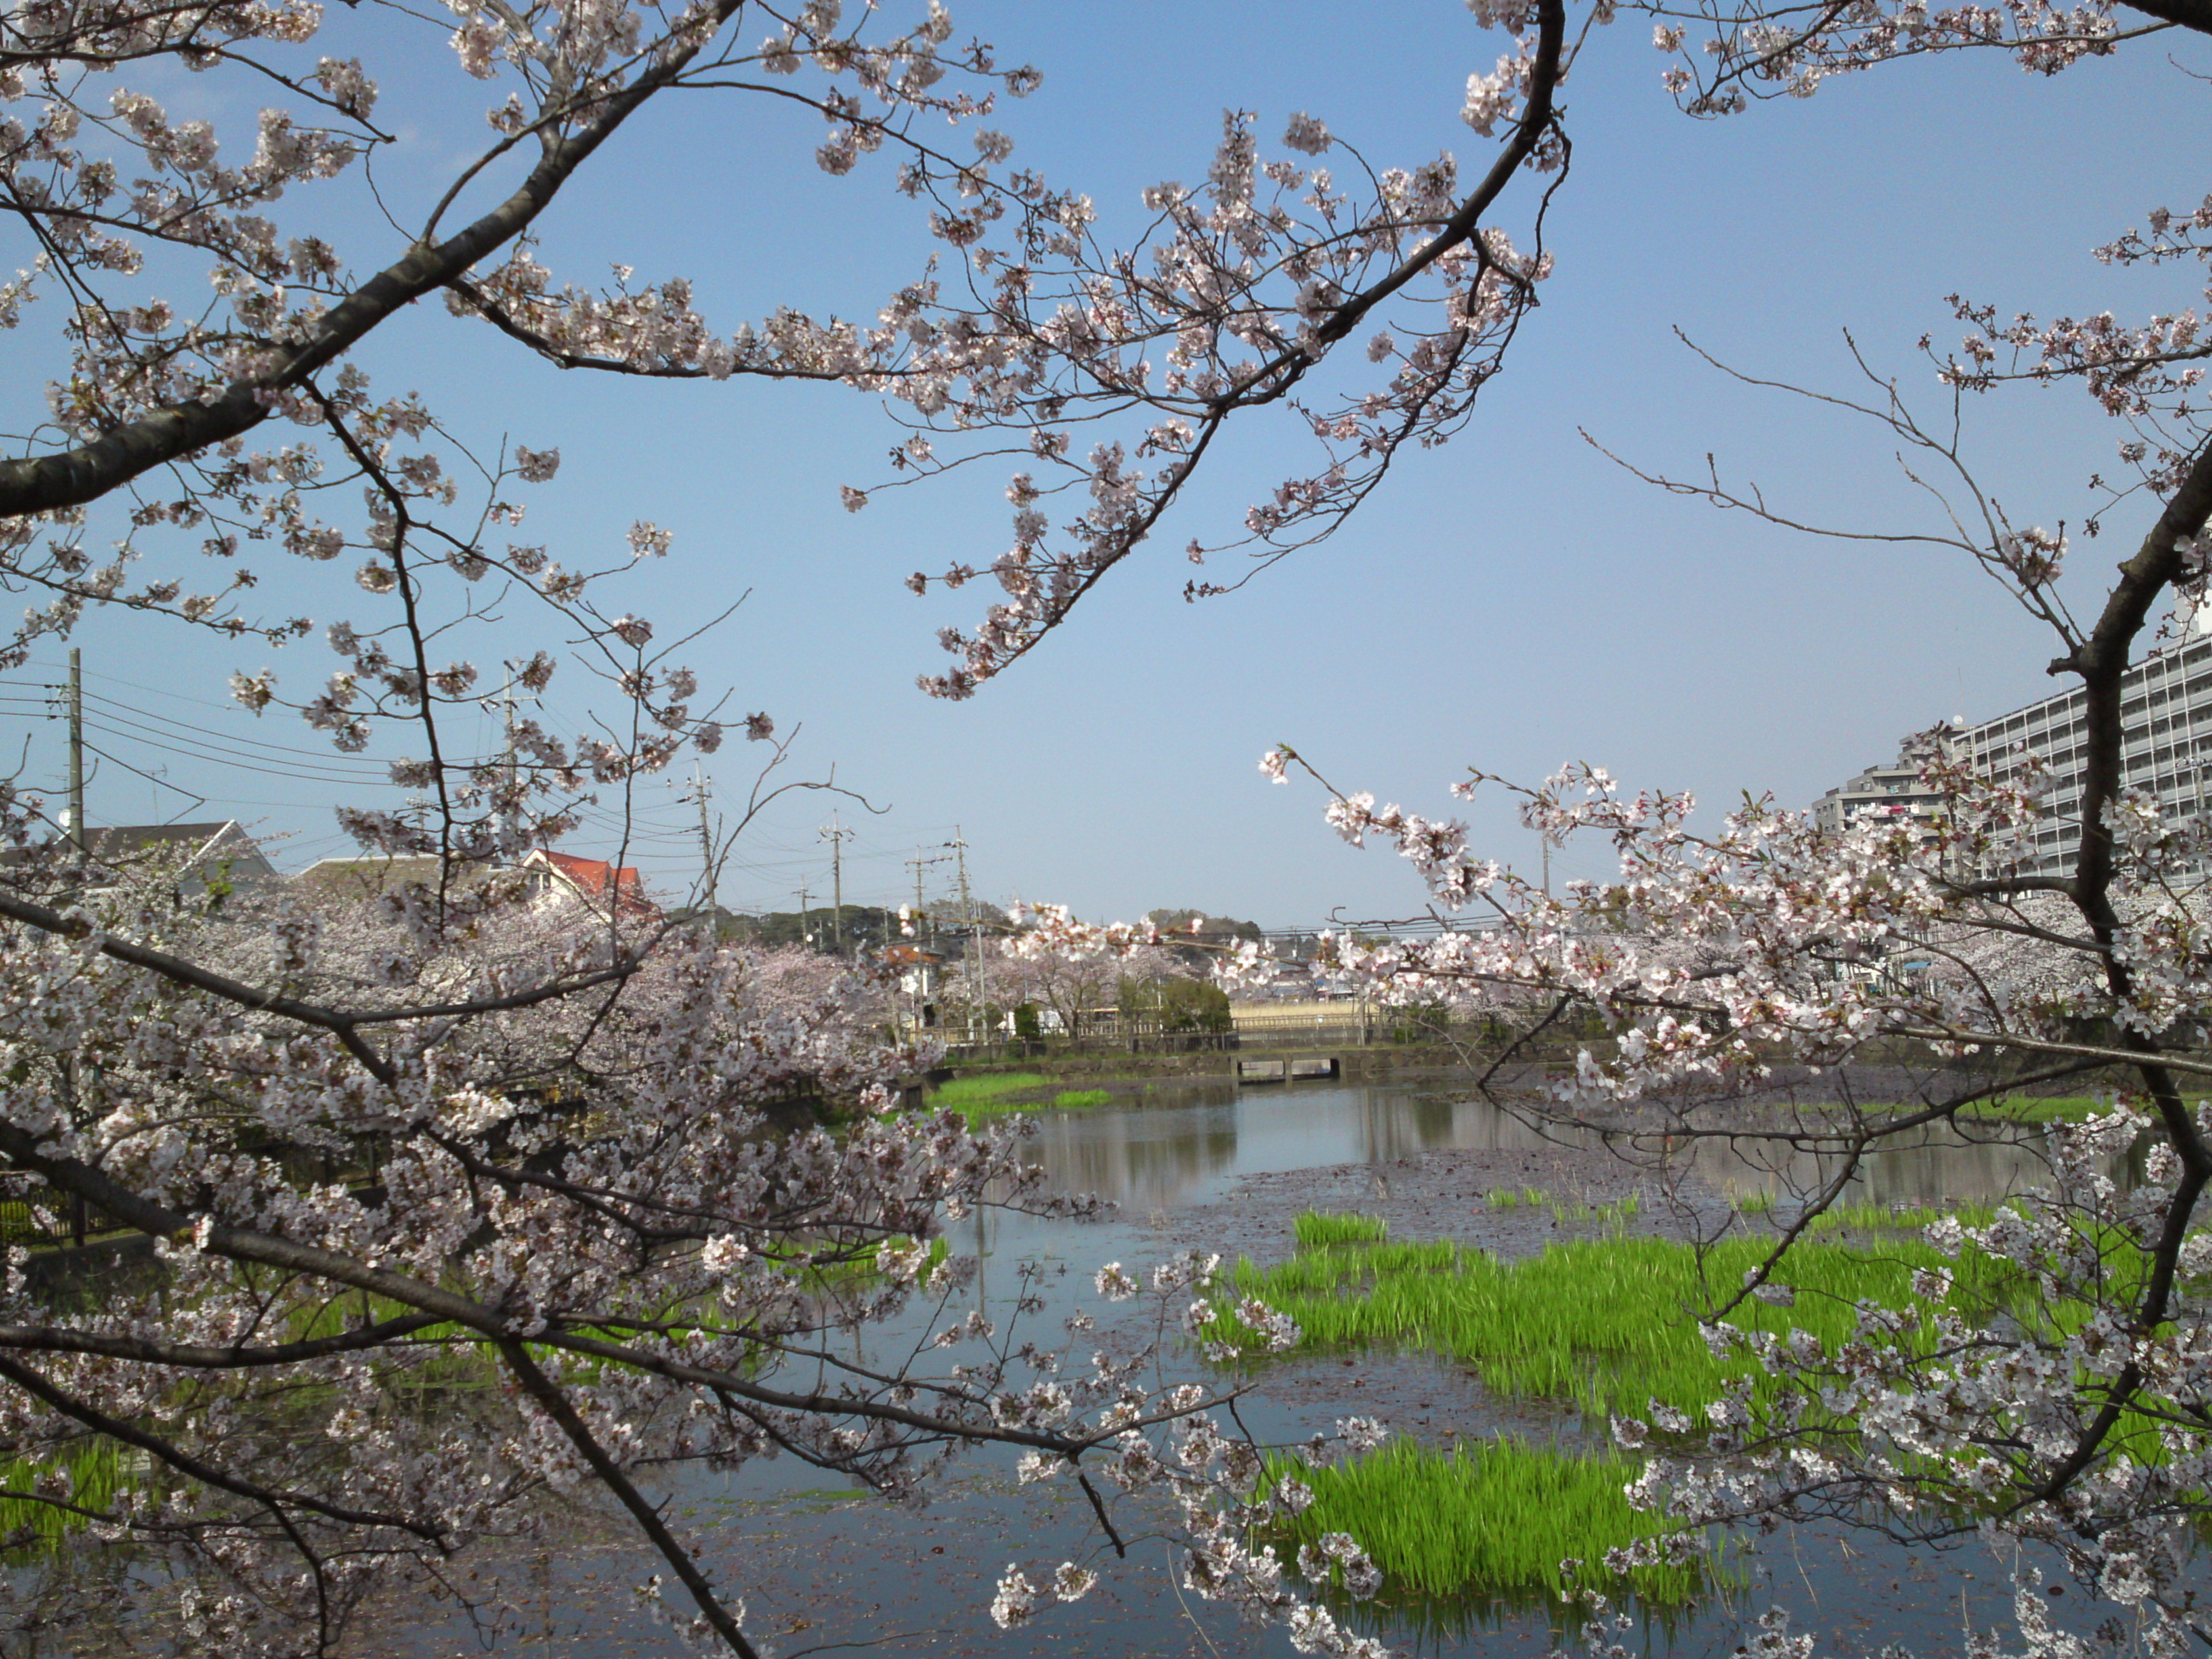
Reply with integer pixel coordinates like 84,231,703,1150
8,3,2208,928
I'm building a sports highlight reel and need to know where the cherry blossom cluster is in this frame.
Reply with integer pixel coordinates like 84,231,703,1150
0,0,1570,739
1635,0,2129,115
0,836,1385,1654
953,925,1194,1037
1607,1103,2210,1650
992,1279,1391,1659
1251,701,2212,1649
896,66,1569,696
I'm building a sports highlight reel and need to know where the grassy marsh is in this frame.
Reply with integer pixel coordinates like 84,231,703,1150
1205,1207,2080,1612
1780,1096,2133,1125
0,1436,130,1549
1295,1211,1390,1249
1953,1096,2103,1123
925,1073,1052,1114
1268,1436,1716,1609
923,1074,1119,1117
1205,1213,2029,1423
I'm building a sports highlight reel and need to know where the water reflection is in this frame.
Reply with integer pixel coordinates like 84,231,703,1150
1005,1076,2064,1215
1688,1127,2061,1212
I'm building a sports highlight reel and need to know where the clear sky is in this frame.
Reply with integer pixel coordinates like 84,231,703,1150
8,3,2207,928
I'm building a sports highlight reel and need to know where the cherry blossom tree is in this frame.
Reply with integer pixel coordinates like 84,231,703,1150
1228,3,2212,1644
975,907,1197,1039
0,1,1587,1650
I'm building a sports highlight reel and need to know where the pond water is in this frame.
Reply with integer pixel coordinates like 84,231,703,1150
375,1073,2094,1659
1002,1074,2066,1218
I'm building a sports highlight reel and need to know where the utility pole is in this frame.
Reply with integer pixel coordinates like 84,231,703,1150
690,763,718,921
67,647,85,856
795,883,812,950
905,848,951,1040
905,850,949,949
948,826,980,1043
820,814,853,957
498,667,519,853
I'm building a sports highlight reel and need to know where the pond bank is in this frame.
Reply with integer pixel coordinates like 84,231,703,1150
931,1044,1499,1086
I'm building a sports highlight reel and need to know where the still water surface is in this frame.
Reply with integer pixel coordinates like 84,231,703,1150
387,1073,2085,1659
1002,1073,2062,1220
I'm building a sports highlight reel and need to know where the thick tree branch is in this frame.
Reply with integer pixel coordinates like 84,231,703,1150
0,1351,445,1540
2120,0,2212,34
0,1,751,518
0,1313,441,1369
498,1338,764,1659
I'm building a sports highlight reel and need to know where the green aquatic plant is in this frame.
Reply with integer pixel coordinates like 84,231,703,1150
925,1074,1120,1116
1294,1211,1389,1249
1206,1214,2033,1425
1947,1096,2116,1125
1267,1437,1717,1608
1806,1199,2001,1238
1823,1097,2122,1126
0,1435,131,1550
1202,1208,2185,1617
1545,1193,1639,1230
926,1072,1052,1114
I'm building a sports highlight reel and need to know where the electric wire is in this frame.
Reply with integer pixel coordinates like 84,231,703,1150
79,740,207,818
3,668,251,718
21,675,981,905
77,690,395,769
80,710,391,784
79,718,391,788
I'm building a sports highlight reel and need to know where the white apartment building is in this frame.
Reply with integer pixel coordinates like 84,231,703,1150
1817,616,2212,876
1812,755,1950,842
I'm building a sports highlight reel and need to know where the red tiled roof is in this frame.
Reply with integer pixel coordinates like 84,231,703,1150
532,849,654,915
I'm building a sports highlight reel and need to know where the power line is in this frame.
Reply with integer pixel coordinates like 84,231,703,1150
26,665,262,718
81,709,389,783
79,740,207,820
77,690,393,769
79,718,388,788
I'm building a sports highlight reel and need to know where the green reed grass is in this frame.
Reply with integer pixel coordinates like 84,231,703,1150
1295,1212,1389,1249
1951,1096,2103,1124
0,1436,131,1548
1205,1208,2163,1613
926,1073,1051,1115
804,1234,952,1291
1207,1214,2031,1426
1486,1187,1548,1211
928,1074,1120,1117
1546,1194,1639,1229
1837,1097,2128,1125
1267,1437,1716,1608
1804,1199,2001,1240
